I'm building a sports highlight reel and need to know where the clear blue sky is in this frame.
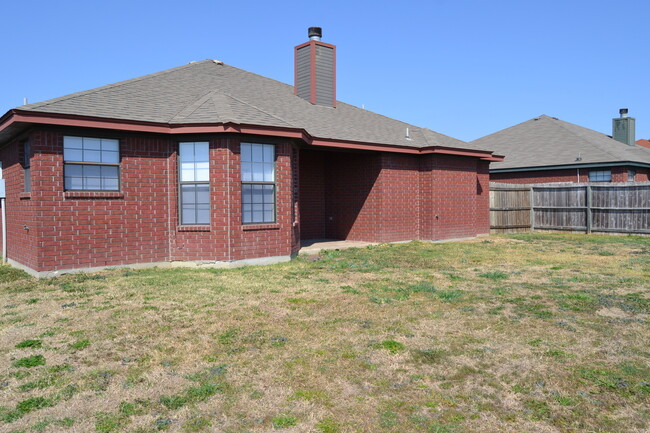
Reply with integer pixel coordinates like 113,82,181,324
2,0,648,142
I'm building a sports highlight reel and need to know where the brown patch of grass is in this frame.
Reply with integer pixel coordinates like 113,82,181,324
0,233,648,432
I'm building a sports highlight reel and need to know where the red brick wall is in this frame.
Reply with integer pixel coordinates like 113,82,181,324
425,155,489,240
0,135,38,270
2,129,491,274
298,150,327,239
491,166,650,184
33,131,171,272
376,154,420,242
299,150,489,243
2,130,297,273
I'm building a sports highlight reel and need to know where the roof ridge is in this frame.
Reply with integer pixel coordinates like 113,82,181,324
221,91,298,128
22,60,213,111
472,115,546,143
548,116,625,161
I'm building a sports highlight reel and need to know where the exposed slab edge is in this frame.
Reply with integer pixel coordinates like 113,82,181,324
299,235,488,255
7,255,292,278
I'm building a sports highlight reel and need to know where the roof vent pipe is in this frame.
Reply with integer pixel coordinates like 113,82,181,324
308,27,322,41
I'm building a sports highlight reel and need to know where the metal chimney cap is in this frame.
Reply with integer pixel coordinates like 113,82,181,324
308,27,322,41
620,108,629,117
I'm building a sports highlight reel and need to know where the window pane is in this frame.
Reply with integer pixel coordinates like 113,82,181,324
65,164,83,177
242,208,252,224
241,143,252,162
263,185,274,203
252,163,264,181
84,165,101,177
102,178,119,190
102,150,119,164
85,176,101,190
84,138,102,150
66,176,83,190
196,184,210,203
101,165,119,179
84,150,102,163
182,206,196,225
195,162,209,181
194,142,209,162
101,139,119,152
250,186,261,203
264,209,274,223
179,143,194,162
241,162,253,181
263,145,274,163
196,204,210,224
263,163,274,182
181,185,196,204
64,148,83,162
181,162,195,182
64,136,83,149
252,144,263,162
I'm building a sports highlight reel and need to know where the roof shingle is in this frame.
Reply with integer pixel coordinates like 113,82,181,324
471,115,650,169
17,60,482,152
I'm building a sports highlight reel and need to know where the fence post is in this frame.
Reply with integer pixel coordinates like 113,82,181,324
586,184,592,234
529,186,535,232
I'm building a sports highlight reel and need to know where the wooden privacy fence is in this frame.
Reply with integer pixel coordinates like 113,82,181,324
490,182,650,235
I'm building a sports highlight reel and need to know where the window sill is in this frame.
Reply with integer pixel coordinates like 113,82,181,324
242,223,280,231
19,192,31,200
64,191,124,199
177,225,211,232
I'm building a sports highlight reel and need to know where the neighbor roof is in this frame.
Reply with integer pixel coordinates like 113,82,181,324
637,139,650,149
1,60,493,156
471,115,650,171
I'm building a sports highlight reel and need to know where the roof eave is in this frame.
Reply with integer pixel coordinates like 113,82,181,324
0,111,499,160
490,161,650,173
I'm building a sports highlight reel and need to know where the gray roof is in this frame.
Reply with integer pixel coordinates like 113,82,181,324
14,60,483,152
471,115,650,170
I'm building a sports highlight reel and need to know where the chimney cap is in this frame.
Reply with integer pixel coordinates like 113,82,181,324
308,27,322,41
620,108,629,117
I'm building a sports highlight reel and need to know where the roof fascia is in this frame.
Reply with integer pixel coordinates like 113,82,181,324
2,110,498,160
490,161,650,173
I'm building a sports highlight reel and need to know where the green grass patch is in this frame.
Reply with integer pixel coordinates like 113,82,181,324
13,355,46,368
15,339,42,349
379,340,405,354
272,414,297,428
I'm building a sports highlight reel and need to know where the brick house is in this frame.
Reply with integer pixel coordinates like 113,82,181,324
0,28,502,277
472,112,650,184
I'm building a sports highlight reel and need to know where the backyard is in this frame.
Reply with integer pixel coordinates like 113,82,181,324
0,233,648,433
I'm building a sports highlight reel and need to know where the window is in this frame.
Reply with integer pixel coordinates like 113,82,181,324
179,142,209,225
64,136,119,190
23,140,31,193
241,143,275,224
628,169,636,182
588,170,611,182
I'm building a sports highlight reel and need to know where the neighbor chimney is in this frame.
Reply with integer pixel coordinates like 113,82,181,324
612,108,636,145
294,27,336,107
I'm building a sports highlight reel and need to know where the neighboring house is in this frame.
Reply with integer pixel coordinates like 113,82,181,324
472,111,650,184
637,139,650,149
0,28,502,277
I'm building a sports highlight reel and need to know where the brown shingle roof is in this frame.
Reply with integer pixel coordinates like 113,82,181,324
471,115,650,170
15,60,483,152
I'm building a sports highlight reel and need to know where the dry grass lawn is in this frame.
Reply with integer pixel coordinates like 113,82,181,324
0,233,649,433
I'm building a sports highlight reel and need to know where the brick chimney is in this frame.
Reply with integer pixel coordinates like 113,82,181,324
294,27,336,107
612,108,636,146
